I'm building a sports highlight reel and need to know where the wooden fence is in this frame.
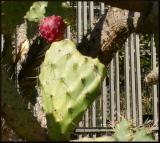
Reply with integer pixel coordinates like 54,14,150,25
64,1,159,139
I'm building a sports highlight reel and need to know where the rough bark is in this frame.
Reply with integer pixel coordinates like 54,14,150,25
99,1,159,33
1,67,49,141
144,67,159,85
78,2,158,65
78,7,140,64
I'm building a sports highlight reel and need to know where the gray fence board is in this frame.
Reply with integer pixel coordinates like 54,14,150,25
77,1,82,43
102,78,107,127
115,52,120,121
100,2,105,15
130,34,136,125
110,58,115,122
83,1,88,35
125,39,131,120
66,26,71,39
151,34,158,125
135,34,142,126
89,1,94,29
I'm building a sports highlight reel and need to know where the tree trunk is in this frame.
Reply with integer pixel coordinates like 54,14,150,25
1,67,49,141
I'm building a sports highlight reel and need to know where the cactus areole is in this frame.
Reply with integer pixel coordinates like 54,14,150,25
39,15,66,43
39,40,106,141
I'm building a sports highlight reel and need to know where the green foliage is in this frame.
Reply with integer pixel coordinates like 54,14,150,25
39,39,105,141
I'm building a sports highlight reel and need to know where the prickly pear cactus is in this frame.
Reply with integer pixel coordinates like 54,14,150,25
114,119,133,141
25,2,48,22
39,39,106,141
132,128,154,141
114,119,154,142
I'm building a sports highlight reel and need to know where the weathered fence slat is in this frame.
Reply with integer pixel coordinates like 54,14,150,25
100,2,105,15
99,1,106,128
115,52,120,121
110,58,115,122
151,34,158,125
89,1,94,29
125,38,131,119
83,1,88,35
77,1,82,43
130,34,136,126
66,26,71,39
102,77,107,127
135,33,142,126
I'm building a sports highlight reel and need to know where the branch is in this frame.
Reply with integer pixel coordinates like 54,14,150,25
78,3,158,65
1,67,49,141
99,1,159,33
105,1,159,33
78,7,139,64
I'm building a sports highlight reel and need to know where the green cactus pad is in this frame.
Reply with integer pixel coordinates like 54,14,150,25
39,39,105,141
25,2,48,22
114,119,133,141
132,128,154,141
24,1,75,26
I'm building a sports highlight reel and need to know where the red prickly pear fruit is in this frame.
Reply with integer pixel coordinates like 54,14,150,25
39,15,66,43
